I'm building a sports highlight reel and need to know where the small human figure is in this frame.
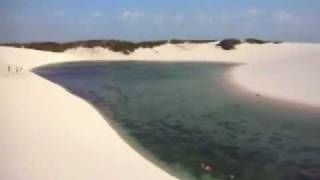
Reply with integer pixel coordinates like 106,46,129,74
16,67,19,73
201,163,213,172
8,65,10,72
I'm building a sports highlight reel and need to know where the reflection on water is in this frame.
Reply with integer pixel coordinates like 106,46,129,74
34,61,320,180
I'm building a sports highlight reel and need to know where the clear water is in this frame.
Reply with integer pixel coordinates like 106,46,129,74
34,61,320,180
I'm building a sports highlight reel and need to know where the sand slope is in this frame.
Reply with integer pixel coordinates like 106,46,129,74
0,47,176,180
229,43,320,107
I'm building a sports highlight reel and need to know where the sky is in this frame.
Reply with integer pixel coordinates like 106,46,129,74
1,0,320,43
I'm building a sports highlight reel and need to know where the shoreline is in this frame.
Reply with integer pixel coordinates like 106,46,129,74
229,57,320,109
1,42,320,179
1,75,177,180
35,60,320,180
224,67,320,115
0,47,177,180
33,65,183,179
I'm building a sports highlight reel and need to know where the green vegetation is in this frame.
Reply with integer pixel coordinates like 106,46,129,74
1,39,215,54
245,38,269,44
245,38,282,44
216,39,242,50
216,38,282,50
170,39,216,44
2,38,281,53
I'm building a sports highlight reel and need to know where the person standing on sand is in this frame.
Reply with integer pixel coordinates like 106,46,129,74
8,65,11,72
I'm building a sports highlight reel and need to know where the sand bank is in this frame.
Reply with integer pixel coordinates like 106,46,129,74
228,43,320,107
66,42,320,107
1,41,320,179
0,47,176,180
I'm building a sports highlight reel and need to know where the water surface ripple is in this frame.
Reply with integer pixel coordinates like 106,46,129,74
34,61,320,180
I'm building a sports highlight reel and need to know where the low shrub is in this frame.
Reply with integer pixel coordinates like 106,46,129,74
216,39,242,50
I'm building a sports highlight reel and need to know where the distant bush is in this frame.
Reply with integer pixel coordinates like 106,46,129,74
216,39,242,50
2,42,67,52
170,39,216,44
245,38,269,44
1,40,166,54
272,41,282,44
2,38,280,53
188,40,217,43
245,38,282,44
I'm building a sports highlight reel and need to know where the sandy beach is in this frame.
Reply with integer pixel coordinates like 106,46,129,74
0,47,176,180
1,41,320,180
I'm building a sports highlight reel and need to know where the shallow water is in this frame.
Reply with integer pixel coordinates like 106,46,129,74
34,61,320,180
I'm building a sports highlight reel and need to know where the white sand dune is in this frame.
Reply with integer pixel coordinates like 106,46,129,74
1,42,320,180
0,47,176,180
228,43,320,107
230,52,320,107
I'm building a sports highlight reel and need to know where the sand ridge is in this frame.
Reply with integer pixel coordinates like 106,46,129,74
0,46,176,180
